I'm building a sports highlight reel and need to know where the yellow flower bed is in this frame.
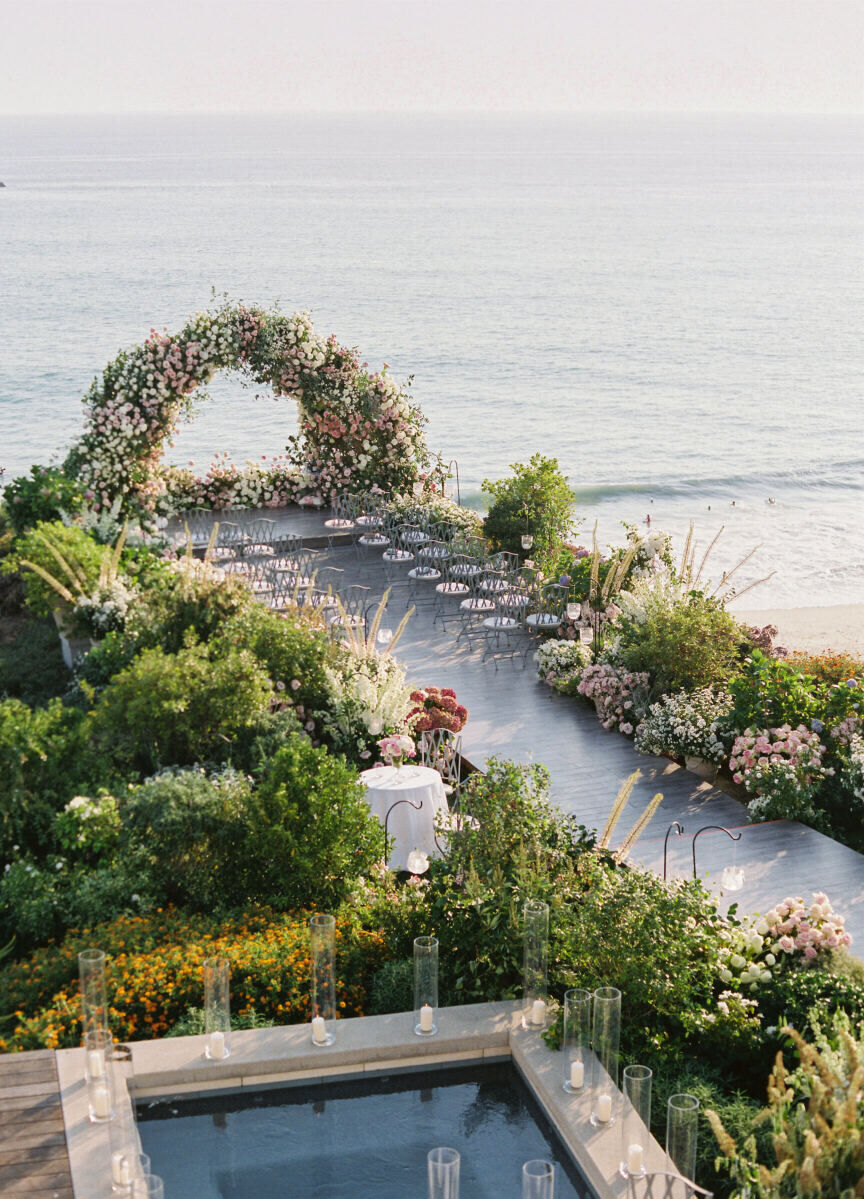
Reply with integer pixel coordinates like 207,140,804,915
0,906,387,1052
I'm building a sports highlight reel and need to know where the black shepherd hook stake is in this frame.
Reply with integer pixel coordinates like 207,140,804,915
663,821,685,881
382,796,423,866
692,824,742,879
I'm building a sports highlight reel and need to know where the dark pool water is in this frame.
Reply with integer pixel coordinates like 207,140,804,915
137,1061,596,1198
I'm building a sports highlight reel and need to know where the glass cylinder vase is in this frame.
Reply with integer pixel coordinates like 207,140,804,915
108,1103,137,1192
203,957,231,1061
427,1147,460,1199
131,1177,164,1199
590,986,621,1127
562,988,591,1093
87,1041,115,1125
414,936,439,1036
522,900,549,1030
667,1093,700,1181
522,1159,555,1199
620,1065,652,1179
79,948,108,1039
310,914,336,1046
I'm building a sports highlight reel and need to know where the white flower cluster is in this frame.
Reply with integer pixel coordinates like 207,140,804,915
385,493,482,537
73,577,136,636
323,651,412,749
534,639,591,684
615,569,689,626
635,687,731,764
843,733,864,801
717,917,777,989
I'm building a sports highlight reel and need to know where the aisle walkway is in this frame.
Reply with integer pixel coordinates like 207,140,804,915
266,507,864,945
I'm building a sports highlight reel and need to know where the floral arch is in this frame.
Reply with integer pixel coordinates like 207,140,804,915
65,300,428,513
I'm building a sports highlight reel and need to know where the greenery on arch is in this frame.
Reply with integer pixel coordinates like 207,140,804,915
64,299,429,514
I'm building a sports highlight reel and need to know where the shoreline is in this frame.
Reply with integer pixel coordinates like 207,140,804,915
734,603,864,657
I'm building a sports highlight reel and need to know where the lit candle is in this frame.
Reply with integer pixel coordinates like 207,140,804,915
595,1093,612,1123
312,1016,327,1044
111,1151,132,1186
90,1081,111,1120
420,1004,435,1032
627,1143,644,1175
209,1030,226,1059
87,1048,106,1078
569,1060,584,1089
531,998,546,1026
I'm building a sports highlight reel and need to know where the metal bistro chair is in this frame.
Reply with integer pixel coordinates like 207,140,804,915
330,584,372,635
406,540,446,608
240,517,278,558
418,728,463,799
302,566,344,618
488,549,520,574
210,521,243,562
356,512,391,557
433,553,476,628
456,569,499,647
176,507,214,551
482,570,532,668
398,521,428,551
354,493,386,530
324,493,359,548
269,547,320,600
382,524,417,587
525,582,566,641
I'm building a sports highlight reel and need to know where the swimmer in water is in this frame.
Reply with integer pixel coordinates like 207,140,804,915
646,514,651,525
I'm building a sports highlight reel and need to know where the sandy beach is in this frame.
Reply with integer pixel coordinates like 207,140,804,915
735,603,864,657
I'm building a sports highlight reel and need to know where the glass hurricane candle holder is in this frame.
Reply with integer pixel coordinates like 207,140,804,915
414,936,439,1036
667,1093,700,1181
310,914,337,1046
562,988,591,1093
84,1028,113,1086
590,986,621,1127
108,1107,137,1192
87,1052,115,1124
522,900,550,1030
78,948,108,1039
203,957,231,1061
427,1147,460,1199
131,1177,164,1199
522,1159,555,1199
619,1065,652,1179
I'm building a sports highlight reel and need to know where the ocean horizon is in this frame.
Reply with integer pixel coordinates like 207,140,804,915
1,111,862,607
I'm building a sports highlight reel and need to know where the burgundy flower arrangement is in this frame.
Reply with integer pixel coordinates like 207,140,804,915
408,686,469,734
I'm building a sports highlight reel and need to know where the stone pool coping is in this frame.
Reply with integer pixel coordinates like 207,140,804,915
57,1001,668,1198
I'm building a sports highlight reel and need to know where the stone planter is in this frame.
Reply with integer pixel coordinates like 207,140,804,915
684,755,719,782
58,633,95,669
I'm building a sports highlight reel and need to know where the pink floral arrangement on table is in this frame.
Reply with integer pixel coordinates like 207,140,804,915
576,664,649,735
407,687,469,734
377,734,416,767
764,892,853,958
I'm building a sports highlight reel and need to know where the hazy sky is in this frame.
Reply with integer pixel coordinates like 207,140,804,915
1,0,862,115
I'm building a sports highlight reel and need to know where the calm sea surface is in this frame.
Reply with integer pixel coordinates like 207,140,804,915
1,113,862,606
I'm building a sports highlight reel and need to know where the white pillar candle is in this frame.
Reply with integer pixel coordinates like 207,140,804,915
531,998,546,1026
420,1004,435,1032
111,1151,132,1186
312,1016,327,1044
209,1030,226,1060
569,1060,584,1089
87,1049,106,1078
91,1081,111,1120
595,1093,612,1123
627,1144,644,1175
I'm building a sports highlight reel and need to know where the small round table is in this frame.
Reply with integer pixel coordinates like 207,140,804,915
359,764,449,871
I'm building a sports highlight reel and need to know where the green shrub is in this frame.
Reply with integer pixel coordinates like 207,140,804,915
120,768,254,910
91,638,273,773
0,620,67,705
727,651,822,731
0,698,109,867
368,958,414,1015
246,736,381,910
166,1006,277,1037
214,602,334,716
482,454,576,570
128,557,253,654
2,466,85,535
2,522,105,620
621,592,748,695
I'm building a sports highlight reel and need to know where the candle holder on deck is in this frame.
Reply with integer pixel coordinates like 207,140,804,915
667,1093,700,1181
522,1159,555,1199
203,957,231,1060
522,899,549,1031
79,948,108,1040
590,986,621,1127
562,988,591,1093
427,1147,460,1199
414,936,439,1036
310,914,337,1046
619,1064,652,1179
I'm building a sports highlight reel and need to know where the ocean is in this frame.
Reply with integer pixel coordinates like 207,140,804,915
1,112,862,607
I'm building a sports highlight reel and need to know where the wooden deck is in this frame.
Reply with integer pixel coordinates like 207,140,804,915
0,1051,72,1198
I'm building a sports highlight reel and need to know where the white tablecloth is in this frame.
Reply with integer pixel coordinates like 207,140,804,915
359,764,449,871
